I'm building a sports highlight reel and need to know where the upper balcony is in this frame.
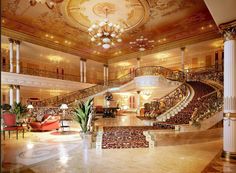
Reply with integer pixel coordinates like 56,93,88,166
1,63,104,85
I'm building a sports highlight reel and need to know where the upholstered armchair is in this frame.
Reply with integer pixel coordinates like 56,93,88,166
2,113,25,140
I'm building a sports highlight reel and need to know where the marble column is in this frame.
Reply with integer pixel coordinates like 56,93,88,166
83,60,87,83
137,91,141,116
104,65,108,85
9,85,14,107
80,59,83,83
180,47,185,72
15,40,21,74
106,66,109,85
221,24,236,161
9,38,14,73
16,85,20,103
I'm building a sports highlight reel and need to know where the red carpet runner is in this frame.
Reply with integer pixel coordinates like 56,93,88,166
102,126,159,149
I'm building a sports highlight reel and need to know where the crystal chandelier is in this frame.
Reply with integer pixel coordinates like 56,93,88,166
88,9,124,49
129,36,155,51
29,0,64,10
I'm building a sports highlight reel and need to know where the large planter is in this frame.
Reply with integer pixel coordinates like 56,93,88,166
80,132,93,149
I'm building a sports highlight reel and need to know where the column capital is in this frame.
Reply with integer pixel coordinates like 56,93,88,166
180,47,186,51
9,38,14,43
80,58,87,62
219,20,236,41
9,84,14,89
137,57,141,61
104,64,108,67
137,91,141,94
15,40,21,45
15,85,20,89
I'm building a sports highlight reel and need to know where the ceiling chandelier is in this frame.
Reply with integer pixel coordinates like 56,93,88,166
129,36,155,51
29,0,64,10
88,8,124,49
141,90,152,100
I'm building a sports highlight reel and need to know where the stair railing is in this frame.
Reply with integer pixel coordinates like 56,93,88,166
144,83,188,118
190,89,223,126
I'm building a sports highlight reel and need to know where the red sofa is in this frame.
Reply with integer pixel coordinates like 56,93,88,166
29,114,60,131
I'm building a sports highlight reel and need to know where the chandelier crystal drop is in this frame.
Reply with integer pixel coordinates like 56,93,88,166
29,0,63,10
129,36,155,51
88,9,124,49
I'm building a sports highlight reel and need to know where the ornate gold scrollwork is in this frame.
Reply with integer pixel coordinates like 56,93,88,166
219,20,236,41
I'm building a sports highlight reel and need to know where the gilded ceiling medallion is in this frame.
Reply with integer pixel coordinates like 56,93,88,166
61,0,150,32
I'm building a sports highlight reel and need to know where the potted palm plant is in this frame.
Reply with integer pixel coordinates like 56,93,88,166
11,102,28,123
73,97,94,149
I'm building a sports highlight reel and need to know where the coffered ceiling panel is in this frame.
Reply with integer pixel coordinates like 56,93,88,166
1,0,219,63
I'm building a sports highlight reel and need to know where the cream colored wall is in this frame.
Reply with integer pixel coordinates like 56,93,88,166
1,85,71,105
1,46,104,84
109,49,223,80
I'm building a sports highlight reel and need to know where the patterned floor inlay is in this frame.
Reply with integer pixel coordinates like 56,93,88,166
202,152,236,173
102,126,159,149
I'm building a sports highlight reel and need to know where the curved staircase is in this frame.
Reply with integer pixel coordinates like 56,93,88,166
31,66,184,107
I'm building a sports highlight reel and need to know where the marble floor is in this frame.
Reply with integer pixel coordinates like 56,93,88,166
1,113,236,173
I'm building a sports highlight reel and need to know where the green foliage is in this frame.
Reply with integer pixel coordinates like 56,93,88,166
73,98,94,133
11,102,28,121
1,104,11,111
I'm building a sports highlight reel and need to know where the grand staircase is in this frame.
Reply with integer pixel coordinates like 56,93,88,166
32,66,184,107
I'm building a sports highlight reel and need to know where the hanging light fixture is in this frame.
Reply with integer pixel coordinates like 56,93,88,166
141,90,152,100
29,0,64,10
88,8,124,49
129,36,155,51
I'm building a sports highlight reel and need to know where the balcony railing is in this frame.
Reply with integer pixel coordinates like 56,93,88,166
1,64,103,85
135,66,185,82
186,64,223,84
30,66,189,107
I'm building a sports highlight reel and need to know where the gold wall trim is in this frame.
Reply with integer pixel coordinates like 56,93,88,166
224,113,236,118
222,150,236,162
108,31,221,64
1,27,107,64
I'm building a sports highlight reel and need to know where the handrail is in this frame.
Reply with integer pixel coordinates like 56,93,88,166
31,66,185,107
190,88,223,125
1,64,104,85
144,83,188,118
155,82,186,102
135,66,185,82
185,64,223,73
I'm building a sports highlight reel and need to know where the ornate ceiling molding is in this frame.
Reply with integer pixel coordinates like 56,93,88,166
61,0,150,32
1,27,107,63
108,30,221,64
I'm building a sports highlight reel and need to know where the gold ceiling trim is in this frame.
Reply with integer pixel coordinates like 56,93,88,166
60,0,150,32
108,30,221,64
1,27,107,63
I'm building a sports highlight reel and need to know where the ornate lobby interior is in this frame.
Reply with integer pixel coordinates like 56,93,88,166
1,0,236,172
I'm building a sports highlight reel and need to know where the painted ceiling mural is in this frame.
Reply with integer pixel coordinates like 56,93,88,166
1,0,219,62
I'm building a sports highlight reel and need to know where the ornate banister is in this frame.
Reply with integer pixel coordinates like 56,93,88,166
135,66,185,82
144,82,188,118
190,88,223,126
